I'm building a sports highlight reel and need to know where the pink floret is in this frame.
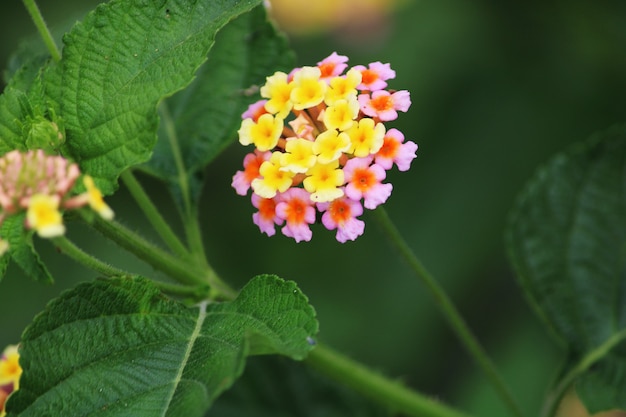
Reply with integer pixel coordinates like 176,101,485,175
353,62,396,91
317,52,349,80
358,90,411,122
344,157,393,210
241,99,268,121
275,188,316,242
252,193,283,236
318,197,365,243
374,128,418,172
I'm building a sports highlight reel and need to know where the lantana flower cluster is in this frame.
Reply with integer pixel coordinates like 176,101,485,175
0,345,21,417
232,52,417,242
0,149,114,255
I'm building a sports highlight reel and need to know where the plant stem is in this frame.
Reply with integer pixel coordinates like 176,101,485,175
153,280,211,300
159,103,210,265
21,0,61,62
159,102,192,217
87,214,205,286
183,206,208,265
121,170,191,259
371,207,524,417
51,236,130,277
306,344,470,417
85,214,237,299
541,328,626,417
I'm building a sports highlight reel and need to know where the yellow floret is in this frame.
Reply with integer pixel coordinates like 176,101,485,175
313,129,351,164
252,152,295,198
303,160,345,202
322,97,359,131
260,71,294,118
290,67,327,110
83,176,114,220
280,138,317,174
0,345,21,388
325,68,362,105
346,118,386,157
26,194,65,238
238,114,284,152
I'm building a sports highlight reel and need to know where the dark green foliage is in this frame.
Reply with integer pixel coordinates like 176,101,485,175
506,126,626,413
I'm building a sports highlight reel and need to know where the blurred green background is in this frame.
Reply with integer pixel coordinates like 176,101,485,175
2,1,626,415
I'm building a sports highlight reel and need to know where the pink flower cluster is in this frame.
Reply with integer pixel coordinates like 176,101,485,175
0,150,113,252
232,52,417,243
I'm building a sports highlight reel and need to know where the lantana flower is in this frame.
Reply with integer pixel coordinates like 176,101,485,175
0,149,114,254
0,344,22,417
318,196,365,243
317,52,349,81
352,61,396,91
275,188,316,242
232,52,418,242
375,128,418,171
232,150,271,196
343,156,392,210
252,193,283,237
358,89,411,121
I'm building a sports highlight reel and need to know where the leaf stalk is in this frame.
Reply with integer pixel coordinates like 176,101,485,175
121,169,191,260
371,207,525,417
21,0,62,62
306,343,471,417
541,328,626,417
51,235,131,277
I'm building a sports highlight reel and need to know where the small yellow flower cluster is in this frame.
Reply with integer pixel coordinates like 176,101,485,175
0,150,114,255
0,345,21,417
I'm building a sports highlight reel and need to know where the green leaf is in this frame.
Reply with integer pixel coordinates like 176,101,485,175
505,125,626,413
0,214,53,284
46,0,263,195
0,56,48,154
209,356,390,417
7,274,318,417
142,5,294,205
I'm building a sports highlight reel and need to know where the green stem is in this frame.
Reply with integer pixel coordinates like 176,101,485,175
87,214,205,286
85,214,237,299
153,280,211,300
21,0,61,62
159,102,192,217
51,236,130,277
120,170,191,259
372,207,524,417
159,104,208,264
541,328,626,417
157,102,235,299
184,206,209,265
306,344,470,417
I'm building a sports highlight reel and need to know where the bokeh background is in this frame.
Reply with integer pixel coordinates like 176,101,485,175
2,1,626,416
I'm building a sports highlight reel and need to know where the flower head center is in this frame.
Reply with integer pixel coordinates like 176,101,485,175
258,198,277,221
354,169,375,191
319,62,336,78
329,200,352,224
286,198,307,223
379,137,400,158
370,95,393,111
361,69,378,85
